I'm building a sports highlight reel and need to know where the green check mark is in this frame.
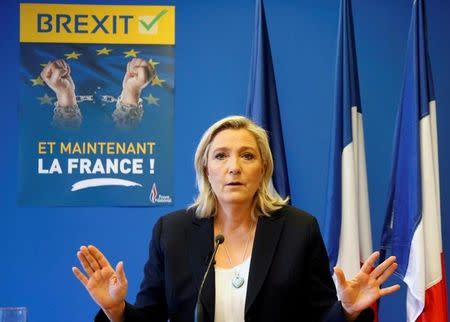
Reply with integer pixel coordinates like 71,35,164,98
139,9,168,31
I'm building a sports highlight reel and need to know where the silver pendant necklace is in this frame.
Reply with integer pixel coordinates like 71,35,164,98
220,220,255,289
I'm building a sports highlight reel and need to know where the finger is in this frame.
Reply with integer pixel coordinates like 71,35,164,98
380,284,401,297
333,266,347,288
360,251,380,274
50,65,63,84
135,67,148,84
80,246,101,271
40,65,48,80
72,266,89,287
141,64,153,83
376,261,398,285
60,60,70,77
130,61,139,75
41,62,54,81
77,250,95,276
87,245,112,269
136,58,147,67
46,62,58,78
147,64,156,81
66,61,72,76
60,59,68,70
371,256,396,279
131,58,142,76
55,59,65,70
40,70,48,82
116,261,127,285
126,62,136,78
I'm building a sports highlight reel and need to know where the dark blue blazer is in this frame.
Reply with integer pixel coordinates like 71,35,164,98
96,205,373,322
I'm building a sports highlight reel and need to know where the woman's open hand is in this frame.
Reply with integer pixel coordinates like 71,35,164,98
334,251,400,320
72,245,127,322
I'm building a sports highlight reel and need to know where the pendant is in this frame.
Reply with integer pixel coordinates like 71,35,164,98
232,275,245,288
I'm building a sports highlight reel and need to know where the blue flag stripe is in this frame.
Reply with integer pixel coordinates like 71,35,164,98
344,0,361,112
246,0,291,200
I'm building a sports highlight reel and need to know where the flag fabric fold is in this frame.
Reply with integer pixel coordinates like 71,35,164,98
380,0,448,321
323,0,374,311
246,0,291,200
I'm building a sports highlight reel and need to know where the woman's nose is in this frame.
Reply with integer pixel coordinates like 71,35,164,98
228,156,241,174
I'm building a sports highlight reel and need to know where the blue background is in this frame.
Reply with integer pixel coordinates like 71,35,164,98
1,0,449,321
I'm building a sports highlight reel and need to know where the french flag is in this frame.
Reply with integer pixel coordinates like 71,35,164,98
323,0,374,311
380,0,448,321
324,0,376,300
246,0,291,200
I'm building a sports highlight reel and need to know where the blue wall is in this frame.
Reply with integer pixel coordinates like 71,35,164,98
1,0,449,321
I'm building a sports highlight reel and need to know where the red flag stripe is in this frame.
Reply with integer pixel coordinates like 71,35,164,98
416,254,448,322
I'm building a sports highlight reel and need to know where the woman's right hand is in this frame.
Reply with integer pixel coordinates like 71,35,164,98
72,245,128,322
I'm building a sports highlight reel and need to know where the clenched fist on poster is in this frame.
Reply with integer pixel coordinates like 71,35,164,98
120,58,156,107
41,59,77,108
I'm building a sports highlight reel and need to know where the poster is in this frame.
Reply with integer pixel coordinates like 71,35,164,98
18,4,175,206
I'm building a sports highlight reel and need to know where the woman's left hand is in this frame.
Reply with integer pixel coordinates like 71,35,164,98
334,251,401,320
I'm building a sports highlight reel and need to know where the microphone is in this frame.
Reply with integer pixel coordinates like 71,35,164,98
194,234,224,322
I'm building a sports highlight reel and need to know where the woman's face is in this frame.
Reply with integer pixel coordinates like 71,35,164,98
206,128,265,208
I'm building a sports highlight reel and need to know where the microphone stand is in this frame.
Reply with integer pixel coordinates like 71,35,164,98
194,234,224,322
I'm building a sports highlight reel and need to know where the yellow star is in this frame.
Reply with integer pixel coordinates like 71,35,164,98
143,94,159,106
123,49,140,58
64,51,82,59
30,76,44,86
148,59,160,69
96,47,112,55
151,75,165,87
37,93,54,105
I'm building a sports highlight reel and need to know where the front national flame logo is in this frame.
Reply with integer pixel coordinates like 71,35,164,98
149,182,172,204
150,182,158,203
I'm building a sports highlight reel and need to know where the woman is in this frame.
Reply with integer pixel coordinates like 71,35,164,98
73,115,399,322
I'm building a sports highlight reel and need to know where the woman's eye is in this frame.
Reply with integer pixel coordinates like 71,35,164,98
242,153,255,160
214,153,226,160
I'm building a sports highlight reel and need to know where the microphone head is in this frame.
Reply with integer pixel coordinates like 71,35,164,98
215,234,225,244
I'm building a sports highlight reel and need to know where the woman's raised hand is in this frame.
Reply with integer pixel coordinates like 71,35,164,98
334,251,400,320
72,245,128,322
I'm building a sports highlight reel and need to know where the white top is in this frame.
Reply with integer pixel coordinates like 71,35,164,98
214,257,251,322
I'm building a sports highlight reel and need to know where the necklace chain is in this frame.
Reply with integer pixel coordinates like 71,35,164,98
219,220,255,270
218,220,255,289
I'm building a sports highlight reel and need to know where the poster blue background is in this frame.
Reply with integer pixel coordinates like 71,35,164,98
1,0,449,321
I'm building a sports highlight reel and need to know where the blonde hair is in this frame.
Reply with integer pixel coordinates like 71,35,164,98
189,115,289,219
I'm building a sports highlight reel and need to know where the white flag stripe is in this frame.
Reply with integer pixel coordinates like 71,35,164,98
338,140,361,279
429,100,443,251
404,223,425,322
355,108,373,261
336,106,372,281
420,108,443,285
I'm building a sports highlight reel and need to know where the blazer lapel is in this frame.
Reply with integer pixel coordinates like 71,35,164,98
245,211,285,313
188,215,215,320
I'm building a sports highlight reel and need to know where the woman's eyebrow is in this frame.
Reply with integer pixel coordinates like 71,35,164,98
238,146,258,152
210,145,258,152
210,146,229,152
